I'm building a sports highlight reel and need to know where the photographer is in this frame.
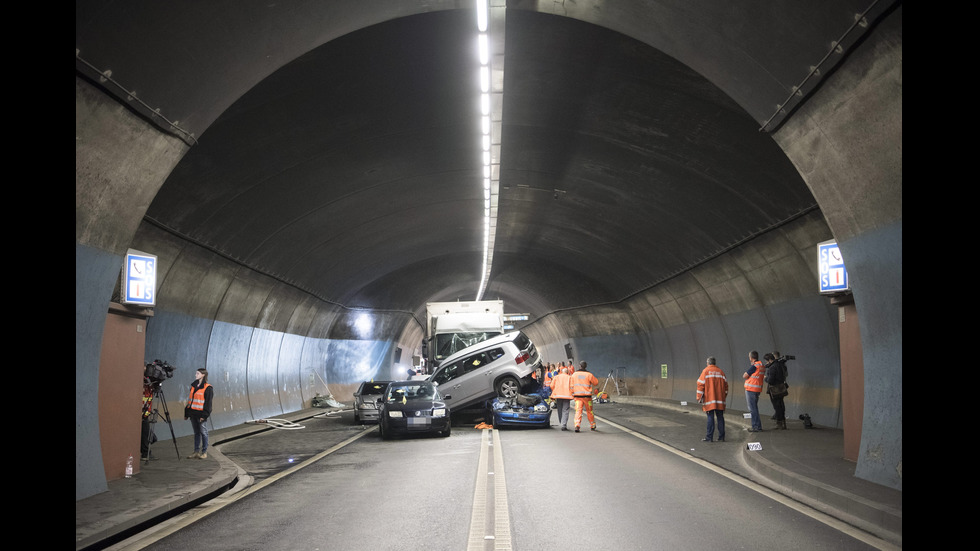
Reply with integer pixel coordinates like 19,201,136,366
765,352,790,430
142,359,176,460
141,367,156,460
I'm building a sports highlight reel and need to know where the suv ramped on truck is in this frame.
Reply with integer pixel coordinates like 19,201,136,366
428,330,541,410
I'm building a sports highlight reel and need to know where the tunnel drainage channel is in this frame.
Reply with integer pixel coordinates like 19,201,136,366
467,428,512,551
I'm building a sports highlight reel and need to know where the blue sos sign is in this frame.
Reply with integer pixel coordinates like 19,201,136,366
818,240,848,293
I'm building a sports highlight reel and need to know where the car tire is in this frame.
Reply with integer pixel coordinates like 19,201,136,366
354,411,360,424
495,376,520,399
379,422,390,440
441,423,451,437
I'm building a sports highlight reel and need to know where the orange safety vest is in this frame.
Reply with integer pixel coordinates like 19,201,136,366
697,364,728,411
549,372,574,399
744,360,765,393
188,383,212,411
543,370,554,387
571,370,598,397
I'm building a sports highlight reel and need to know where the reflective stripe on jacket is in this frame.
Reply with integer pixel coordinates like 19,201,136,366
189,383,212,411
571,371,598,397
697,365,728,411
744,360,765,393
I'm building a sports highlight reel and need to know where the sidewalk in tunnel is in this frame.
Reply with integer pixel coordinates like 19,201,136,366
75,397,901,550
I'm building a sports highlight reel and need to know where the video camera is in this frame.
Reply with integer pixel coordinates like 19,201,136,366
144,359,176,385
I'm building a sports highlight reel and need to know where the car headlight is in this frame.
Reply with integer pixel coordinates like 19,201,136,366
432,408,446,417
534,404,548,412
388,411,403,418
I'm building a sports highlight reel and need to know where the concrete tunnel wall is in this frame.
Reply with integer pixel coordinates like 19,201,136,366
77,8,901,499
524,210,842,427
133,222,419,435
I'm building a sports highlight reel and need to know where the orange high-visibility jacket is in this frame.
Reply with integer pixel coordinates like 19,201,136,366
549,372,574,399
571,370,598,397
744,360,765,393
697,365,728,411
189,383,212,411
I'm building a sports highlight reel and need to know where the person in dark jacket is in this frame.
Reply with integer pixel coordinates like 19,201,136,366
184,369,214,459
765,352,789,430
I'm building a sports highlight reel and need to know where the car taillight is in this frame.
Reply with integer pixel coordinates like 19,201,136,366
515,352,530,364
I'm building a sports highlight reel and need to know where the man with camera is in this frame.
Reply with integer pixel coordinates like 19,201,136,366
142,360,176,460
765,352,791,430
141,368,156,460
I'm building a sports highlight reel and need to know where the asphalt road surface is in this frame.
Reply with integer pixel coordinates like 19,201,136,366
140,409,880,550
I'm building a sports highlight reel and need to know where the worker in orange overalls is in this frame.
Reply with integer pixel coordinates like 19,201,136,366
571,361,598,432
697,356,729,442
549,366,574,430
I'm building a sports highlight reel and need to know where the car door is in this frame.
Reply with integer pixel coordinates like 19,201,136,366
432,349,496,408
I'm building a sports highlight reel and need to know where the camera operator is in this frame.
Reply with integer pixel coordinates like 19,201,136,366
764,352,790,430
141,366,157,460
142,360,176,460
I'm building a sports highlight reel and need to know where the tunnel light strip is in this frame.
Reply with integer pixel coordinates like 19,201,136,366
475,0,500,301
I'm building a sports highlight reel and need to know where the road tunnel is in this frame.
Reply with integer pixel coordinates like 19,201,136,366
76,1,902,500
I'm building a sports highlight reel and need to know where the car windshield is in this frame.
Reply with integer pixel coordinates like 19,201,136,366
386,383,440,402
435,332,500,360
359,383,388,395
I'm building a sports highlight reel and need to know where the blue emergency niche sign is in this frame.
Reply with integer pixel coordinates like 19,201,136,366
818,240,848,293
123,250,157,306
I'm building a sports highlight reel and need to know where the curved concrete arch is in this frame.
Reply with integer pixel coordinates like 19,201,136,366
76,2,901,499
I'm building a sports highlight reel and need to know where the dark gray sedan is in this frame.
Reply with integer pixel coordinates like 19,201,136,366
378,381,451,439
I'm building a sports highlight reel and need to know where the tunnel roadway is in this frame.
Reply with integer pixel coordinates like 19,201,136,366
121,404,893,551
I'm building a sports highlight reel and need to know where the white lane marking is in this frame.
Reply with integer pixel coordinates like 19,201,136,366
106,426,377,550
467,429,513,551
595,415,899,551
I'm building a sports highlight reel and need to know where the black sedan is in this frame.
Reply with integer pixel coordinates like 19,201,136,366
378,381,452,439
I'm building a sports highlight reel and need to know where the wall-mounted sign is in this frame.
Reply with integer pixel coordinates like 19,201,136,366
661,364,668,379
122,249,157,306
818,240,849,293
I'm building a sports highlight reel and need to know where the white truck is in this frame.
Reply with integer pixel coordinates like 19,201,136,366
423,300,505,370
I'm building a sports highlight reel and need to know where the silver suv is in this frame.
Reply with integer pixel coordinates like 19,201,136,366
428,331,541,410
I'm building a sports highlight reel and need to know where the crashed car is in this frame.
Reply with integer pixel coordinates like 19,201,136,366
429,330,542,411
491,391,552,428
353,380,392,424
378,380,451,439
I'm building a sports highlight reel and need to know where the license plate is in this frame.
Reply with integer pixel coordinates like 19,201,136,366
408,417,430,425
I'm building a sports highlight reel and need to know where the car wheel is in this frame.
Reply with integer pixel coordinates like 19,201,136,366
495,376,520,399
354,411,360,424
441,420,452,437
379,422,389,440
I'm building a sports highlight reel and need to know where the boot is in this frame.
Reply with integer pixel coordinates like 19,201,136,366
777,420,787,430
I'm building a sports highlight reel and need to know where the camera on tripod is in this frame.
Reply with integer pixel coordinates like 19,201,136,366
144,359,176,386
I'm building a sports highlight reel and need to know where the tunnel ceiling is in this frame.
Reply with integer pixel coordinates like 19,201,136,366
76,3,879,321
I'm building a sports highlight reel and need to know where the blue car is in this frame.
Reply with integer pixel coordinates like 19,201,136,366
491,391,552,428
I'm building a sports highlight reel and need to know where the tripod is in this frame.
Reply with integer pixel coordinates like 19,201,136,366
142,383,181,463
